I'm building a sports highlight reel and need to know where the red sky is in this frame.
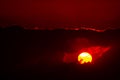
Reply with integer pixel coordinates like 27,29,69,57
0,0,120,29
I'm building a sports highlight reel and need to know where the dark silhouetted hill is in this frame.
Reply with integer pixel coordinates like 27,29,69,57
1,26,120,80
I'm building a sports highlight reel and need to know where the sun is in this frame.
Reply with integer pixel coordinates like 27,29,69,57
78,52,92,64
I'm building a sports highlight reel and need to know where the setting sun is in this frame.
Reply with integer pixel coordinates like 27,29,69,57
78,52,92,64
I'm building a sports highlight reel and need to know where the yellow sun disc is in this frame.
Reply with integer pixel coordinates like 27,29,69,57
78,52,92,64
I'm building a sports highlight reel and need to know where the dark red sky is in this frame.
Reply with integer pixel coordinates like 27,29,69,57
0,0,120,29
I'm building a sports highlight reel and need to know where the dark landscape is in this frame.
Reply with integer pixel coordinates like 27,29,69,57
1,26,120,79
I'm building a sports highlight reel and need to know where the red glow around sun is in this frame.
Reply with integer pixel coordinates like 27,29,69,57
63,46,110,64
79,46,110,62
